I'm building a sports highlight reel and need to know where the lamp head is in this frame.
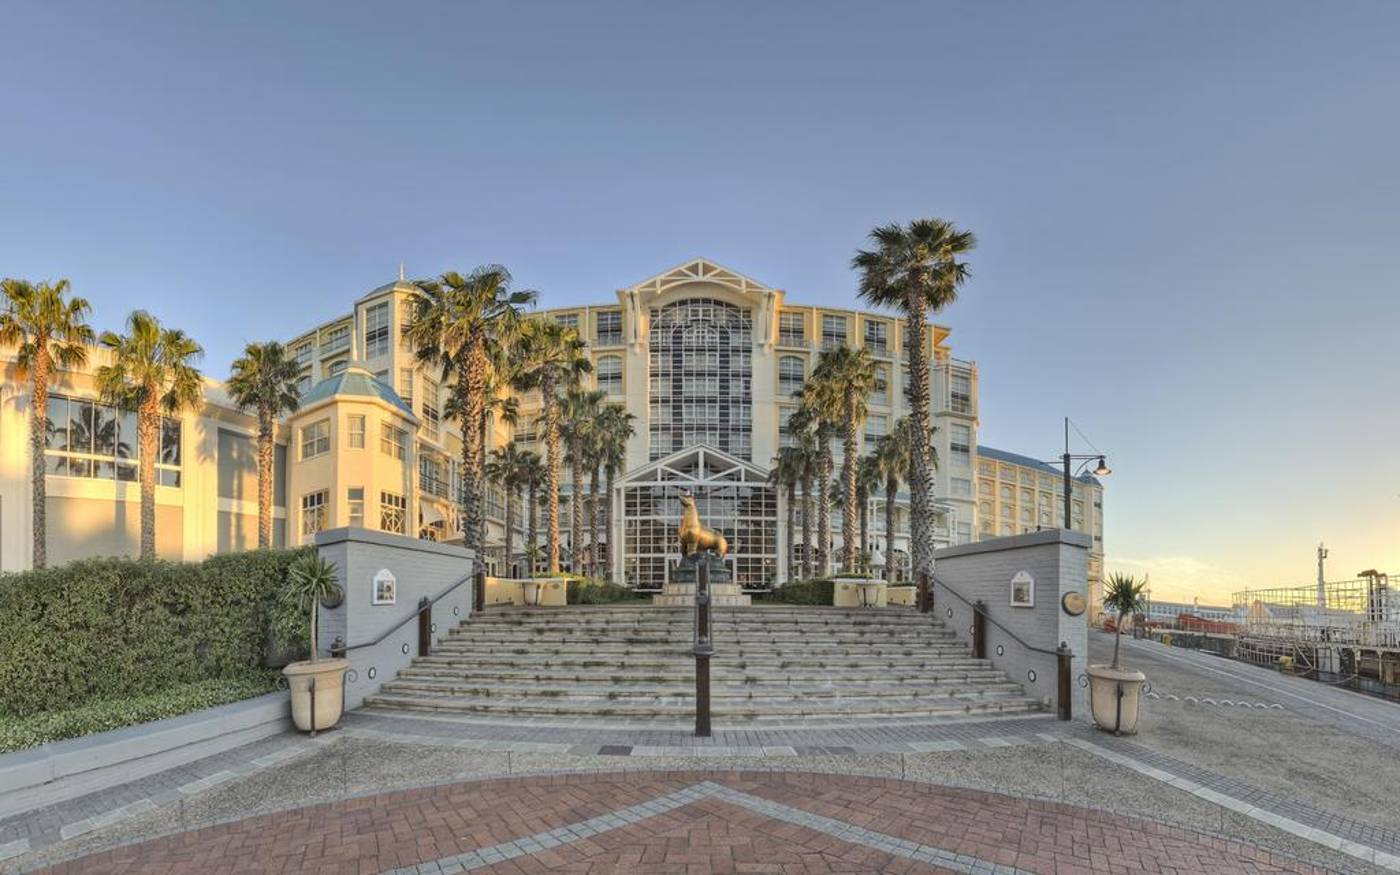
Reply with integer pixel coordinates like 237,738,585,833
1093,457,1111,476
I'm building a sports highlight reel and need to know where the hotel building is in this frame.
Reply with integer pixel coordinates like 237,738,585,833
1,258,1101,591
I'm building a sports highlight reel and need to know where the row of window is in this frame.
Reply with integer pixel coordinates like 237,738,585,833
301,488,407,540
42,395,183,487
300,416,409,461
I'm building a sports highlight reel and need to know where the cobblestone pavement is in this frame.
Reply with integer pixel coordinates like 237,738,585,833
33,771,1326,875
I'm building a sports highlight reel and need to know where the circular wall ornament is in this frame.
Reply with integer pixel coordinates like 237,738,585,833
996,644,1005,656
431,623,437,633
367,667,377,680
401,643,410,655
1027,669,1037,683
453,606,460,616
1061,591,1087,617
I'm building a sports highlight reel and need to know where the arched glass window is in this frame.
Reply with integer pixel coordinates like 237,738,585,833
596,355,623,394
647,298,753,460
778,356,804,396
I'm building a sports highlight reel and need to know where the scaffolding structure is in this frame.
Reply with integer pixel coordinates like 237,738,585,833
1232,572,1400,689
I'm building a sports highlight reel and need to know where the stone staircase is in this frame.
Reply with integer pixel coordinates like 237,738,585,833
361,605,1044,724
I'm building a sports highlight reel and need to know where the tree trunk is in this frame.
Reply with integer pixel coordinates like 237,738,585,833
29,354,50,569
884,477,897,584
903,307,936,581
588,465,601,579
570,445,585,574
816,432,832,578
858,486,868,573
257,404,274,548
800,470,813,581
309,598,319,663
784,481,795,585
544,377,561,574
841,410,858,574
477,409,489,557
503,484,516,579
1112,612,1125,669
604,466,617,581
460,343,489,557
526,483,538,576
138,394,159,561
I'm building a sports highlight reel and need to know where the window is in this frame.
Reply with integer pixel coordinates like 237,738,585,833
778,407,797,447
380,491,407,534
821,314,847,349
864,320,888,355
347,414,366,448
301,490,328,540
321,325,349,356
347,487,364,527
42,394,182,485
398,368,413,406
950,423,971,465
596,356,623,394
1000,484,1013,500
978,460,996,476
293,344,313,368
364,302,390,358
374,369,388,383
554,313,579,330
381,422,407,460
979,480,992,496
301,419,330,459
778,312,805,345
1000,465,1017,481
778,356,804,396
422,379,440,439
296,374,312,395
399,299,417,336
951,373,972,413
864,414,887,447
870,365,888,402
1020,488,1032,503
328,359,347,376
951,477,972,498
647,298,753,460
979,500,991,517
595,311,622,345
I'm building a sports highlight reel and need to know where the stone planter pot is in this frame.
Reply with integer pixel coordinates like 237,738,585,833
283,657,349,735
1086,663,1146,735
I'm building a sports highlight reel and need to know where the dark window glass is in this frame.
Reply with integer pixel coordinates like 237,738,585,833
46,397,69,451
117,410,137,459
69,401,94,454
116,461,138,482
160,418,181,465
93,403,116,456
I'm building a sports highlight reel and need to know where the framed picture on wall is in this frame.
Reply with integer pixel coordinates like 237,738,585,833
372,568,397,605
1010,570,1034,607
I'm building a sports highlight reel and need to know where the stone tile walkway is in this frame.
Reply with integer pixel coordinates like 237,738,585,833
33,771,1325,875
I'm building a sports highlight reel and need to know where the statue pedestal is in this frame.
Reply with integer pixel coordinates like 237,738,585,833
652,554,751,607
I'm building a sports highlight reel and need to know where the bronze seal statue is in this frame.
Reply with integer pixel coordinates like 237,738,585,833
678,492,728,557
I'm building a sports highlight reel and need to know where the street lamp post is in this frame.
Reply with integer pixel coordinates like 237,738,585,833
1055,417,1111,532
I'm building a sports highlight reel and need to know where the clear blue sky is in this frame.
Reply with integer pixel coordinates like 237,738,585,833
4,2,1398,600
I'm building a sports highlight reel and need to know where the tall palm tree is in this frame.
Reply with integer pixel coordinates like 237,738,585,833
486,441,532,577
787,404,824,579
226,341,301,548
595,404,635,581
94,311,204,560
513,317,591,573
853,218,975,580
405,266,535,558
767,444,806,583
559,387,605,574
0,278,94,568
807,346,877,573
446,352,521,553
875,418,915,583
520,449,545,575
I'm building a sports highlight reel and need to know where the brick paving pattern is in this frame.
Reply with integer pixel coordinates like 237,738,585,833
36,771,1325,874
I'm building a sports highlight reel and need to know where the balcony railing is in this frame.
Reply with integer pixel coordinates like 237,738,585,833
420,472,450,498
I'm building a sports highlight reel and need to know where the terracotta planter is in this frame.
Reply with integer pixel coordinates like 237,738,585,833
1086,663,1146,735
283,658,349,734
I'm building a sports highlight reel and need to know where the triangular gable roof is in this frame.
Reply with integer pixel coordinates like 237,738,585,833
621,258,777,299
622,444,770,485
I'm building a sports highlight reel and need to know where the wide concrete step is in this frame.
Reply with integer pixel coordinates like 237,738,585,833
428,645,976,662
395,666,1010,686
414,654,993,673
441,633,963,648
377,678,1026,702
361,692,1042,721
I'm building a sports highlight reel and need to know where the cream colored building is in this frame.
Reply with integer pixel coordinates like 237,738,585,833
1,257,1101,589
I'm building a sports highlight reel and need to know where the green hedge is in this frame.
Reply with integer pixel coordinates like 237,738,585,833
755,579,835,605
566,578,651,605
0,549,310,717
0,671,280,753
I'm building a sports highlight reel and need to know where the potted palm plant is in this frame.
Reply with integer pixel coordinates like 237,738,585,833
281,553,349,734
1087,572,1149,734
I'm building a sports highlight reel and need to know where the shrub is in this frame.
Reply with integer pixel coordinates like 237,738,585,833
566,578,649,605
0,671,279,753
0,549,310,717
756,579,835,605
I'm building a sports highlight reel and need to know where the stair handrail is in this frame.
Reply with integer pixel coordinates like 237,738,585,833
931,573,1064,657
335,568,479,654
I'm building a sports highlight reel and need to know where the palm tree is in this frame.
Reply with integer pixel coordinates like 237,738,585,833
446,352,521,553
226,342,301,548
0,278,94,569
767,444,807,583
854,453,882,572
787,405,823,580
807,346,876,573
513,318,591,573
853,218,975,580
285,553,342,663
405,266,535,559
594,403,635,581
94,311,204,560
559,387,605,574
520,449,545,575
875,418,915,583
486,441,533,578
1104,572,1149,669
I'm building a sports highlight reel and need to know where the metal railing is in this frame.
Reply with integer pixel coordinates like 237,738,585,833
332,568,483,658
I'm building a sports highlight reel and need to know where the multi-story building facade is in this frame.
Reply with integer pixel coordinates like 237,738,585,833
1,258,1099,590
972,446,1106,620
